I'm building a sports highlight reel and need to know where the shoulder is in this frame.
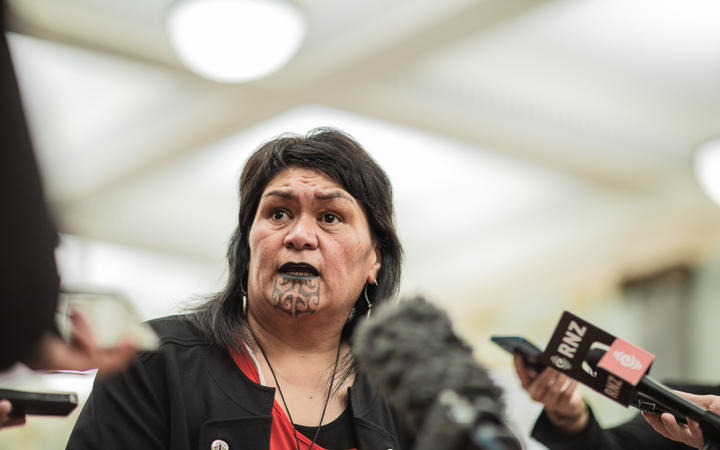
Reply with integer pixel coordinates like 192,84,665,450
136,315,215,365
147,314,207,345
124,315,231,392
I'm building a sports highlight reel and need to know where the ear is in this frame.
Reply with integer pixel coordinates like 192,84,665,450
368,245,382,284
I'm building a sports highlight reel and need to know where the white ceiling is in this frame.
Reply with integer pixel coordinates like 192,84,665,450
6,0,720,310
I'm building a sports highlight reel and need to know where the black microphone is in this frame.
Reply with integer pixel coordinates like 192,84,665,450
352,296,521,450
585,348,720,446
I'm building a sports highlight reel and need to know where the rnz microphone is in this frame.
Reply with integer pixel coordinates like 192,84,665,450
352,296,521,450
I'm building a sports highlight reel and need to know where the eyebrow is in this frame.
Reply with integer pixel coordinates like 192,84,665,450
263,190,294,200
263,190,355,204
316,191,354,203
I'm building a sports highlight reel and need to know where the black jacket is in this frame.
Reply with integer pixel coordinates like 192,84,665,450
66,315,412,450
531,383,720,450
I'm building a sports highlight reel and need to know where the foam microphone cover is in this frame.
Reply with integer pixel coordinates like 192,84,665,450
352,296,503,432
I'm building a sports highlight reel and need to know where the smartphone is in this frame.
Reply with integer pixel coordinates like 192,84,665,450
0,388,78,417
490,335,546,372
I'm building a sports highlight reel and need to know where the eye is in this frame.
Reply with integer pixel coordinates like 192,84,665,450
320,213,340,224
271,210,288,221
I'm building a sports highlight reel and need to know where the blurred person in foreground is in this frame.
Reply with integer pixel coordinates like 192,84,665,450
514,355,720,449
66,128,411,450
1,1,136,428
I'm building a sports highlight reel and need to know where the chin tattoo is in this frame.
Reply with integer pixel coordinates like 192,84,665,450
272,277,320,317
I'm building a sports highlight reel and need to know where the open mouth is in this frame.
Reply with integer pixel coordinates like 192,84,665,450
279,262,319,280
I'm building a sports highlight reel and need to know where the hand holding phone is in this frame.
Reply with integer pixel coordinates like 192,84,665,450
492,335,589,433
23,288,150,375
57,289,159,351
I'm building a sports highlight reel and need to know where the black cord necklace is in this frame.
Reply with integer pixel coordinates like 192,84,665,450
250,329,342,450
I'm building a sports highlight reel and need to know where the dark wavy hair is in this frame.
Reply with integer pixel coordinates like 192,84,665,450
191,128,402,349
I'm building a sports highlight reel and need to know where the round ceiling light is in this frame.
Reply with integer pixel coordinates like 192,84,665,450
166,0,306,83
694,138,720,207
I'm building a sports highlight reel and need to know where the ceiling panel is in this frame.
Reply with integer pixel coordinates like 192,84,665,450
4,0,720,303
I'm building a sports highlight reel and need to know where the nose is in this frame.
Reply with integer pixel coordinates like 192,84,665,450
283,214,318,250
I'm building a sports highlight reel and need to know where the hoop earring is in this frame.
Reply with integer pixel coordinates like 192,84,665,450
364,282,376,319
240,278,248,318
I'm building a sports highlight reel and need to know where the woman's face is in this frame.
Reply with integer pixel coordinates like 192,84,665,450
247,167,381,319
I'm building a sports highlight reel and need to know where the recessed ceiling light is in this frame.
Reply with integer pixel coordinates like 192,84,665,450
694,138,720,207
166,0,306,83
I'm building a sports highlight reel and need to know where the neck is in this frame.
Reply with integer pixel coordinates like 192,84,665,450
246,311,344,365
246,312,352,428
246,300,347,354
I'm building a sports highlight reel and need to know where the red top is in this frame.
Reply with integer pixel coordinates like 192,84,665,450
230,347,357,450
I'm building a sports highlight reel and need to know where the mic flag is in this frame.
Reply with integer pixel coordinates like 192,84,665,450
542,311,720,447
597,338,655,386
541,310,655,406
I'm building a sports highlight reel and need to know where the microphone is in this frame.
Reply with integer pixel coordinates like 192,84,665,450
584,348,720,444
352,296,521,450
542,311,720,447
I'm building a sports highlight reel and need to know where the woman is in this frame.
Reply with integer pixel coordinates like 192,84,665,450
66,128,409,450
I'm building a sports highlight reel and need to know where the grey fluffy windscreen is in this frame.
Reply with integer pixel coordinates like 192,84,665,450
352,295,503,432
